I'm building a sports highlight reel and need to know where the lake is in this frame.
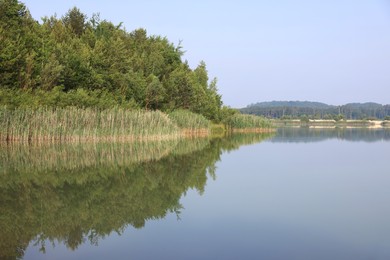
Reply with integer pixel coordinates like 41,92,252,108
1,128,389,260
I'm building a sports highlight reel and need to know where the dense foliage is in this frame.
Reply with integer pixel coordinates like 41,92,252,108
0,0,227,121
242,101,390,120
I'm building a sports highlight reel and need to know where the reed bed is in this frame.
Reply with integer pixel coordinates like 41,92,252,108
0,107,183,143
224,114,274,131
168,110,211,135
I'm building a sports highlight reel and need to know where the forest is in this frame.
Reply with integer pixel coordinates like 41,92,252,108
241,101,390,120
0,0,238,122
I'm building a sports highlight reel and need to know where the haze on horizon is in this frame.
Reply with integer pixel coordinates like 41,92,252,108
23,0,390,108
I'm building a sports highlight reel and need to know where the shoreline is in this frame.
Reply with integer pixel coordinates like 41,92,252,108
0,128,276,145
231,128,276,133
272,119,390,129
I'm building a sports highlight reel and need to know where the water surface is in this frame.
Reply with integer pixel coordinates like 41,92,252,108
1,128,389,259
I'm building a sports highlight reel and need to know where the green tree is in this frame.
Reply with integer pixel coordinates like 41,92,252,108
62,7,87,37
0,0,39,89
0,2,226,121
40,54,64,90
166,64,194,110
145,75,165,110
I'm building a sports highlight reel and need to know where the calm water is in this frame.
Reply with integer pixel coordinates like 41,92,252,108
1,128,389,260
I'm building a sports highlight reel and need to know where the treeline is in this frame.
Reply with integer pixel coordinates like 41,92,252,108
241,101,390,120
0,0,236,121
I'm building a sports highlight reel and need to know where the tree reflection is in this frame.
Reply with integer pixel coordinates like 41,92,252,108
0,133,273,259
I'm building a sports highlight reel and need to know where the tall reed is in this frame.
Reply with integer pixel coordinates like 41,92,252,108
224,114,273,131
0,107,181,143
168,109,211,134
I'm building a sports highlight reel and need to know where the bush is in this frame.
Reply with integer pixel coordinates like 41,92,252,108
300,115,310,123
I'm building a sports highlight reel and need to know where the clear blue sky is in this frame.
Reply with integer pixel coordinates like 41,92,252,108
23,0,390,108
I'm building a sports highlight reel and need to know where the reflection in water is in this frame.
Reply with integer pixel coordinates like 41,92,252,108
0,133,273,259
271,127,390,143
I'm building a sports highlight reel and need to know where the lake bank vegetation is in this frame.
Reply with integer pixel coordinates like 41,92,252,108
0,107,215,143
0,105,275,143
224,114,274,133
0,0,272,140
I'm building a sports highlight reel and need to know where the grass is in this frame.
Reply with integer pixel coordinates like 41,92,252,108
168,110,211,135
224,114,274,132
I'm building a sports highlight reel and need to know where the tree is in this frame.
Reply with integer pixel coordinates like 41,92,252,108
145,75,165,110
40,54,64,90
62,7,87,37
0,0,40,89
0,1,226,121
0,0,28,30
166,64,194,110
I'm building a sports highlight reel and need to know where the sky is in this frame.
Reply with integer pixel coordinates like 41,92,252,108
22,0,390,108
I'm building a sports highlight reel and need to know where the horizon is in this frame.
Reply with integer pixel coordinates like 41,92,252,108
22,0,390,108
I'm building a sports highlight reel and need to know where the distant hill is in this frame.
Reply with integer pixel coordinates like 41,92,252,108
247,101,333,109
240,101,390,120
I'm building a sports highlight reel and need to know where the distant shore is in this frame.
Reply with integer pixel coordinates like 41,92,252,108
272,119,390,128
